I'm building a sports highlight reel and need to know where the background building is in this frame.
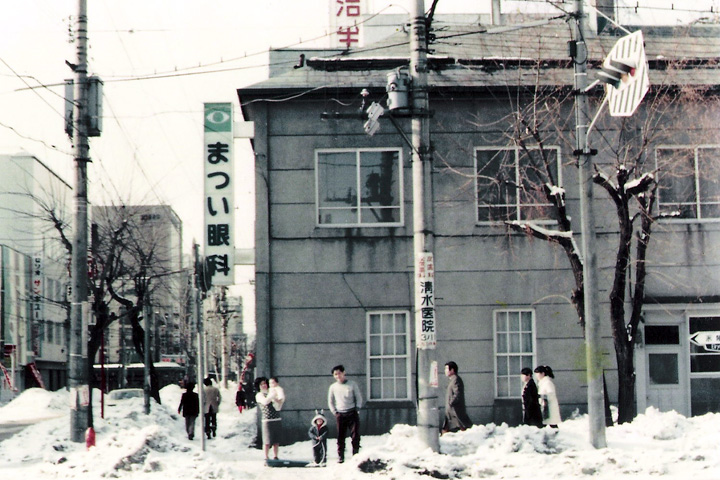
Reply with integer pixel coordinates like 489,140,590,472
237,15,720,443
0,151,73,397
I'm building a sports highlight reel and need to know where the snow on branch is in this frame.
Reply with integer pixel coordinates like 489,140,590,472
624,172,655,197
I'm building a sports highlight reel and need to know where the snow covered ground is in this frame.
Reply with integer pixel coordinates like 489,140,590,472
0,384,718,479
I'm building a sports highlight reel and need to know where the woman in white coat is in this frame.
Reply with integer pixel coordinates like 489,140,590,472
534,365,561,428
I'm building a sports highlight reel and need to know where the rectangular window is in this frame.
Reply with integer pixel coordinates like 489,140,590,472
367,311,410,400
656,146,720,220
494,309,535,398
316,148,403,226
475,146,561,224
689,316,720,374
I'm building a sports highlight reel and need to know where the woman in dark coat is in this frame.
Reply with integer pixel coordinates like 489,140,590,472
520,367,543,427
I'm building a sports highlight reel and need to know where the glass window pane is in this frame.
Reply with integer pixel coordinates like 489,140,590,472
370,336,381,356
698,147,720,219
395,314,407,333
396,361,407,377
370,358,381,377
497,377,509,397
649,353,679,385
496,312,507,332
477,149,516,222
382,315,393,333
382,379,394,398
509,355,522,374
497,333,508,353
657,148,697,218
370,379,382,399
383,336,395,355
318,152,357,209
396,379,408,398
509,333,521,353
396,335,407,355
370,315,381,334
497,357,508,376
509,312,520,332
522,333,533,353
645,325,679,345
521,356,534,371
521,311,533,331
382,359,394,377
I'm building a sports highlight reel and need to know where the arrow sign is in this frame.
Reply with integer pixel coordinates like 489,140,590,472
689,331,720,352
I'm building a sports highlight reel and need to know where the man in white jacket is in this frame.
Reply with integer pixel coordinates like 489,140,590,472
327,365,363,463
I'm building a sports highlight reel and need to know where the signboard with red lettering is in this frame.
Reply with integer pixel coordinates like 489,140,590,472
415,252,437,349
203,103,235,286
330,0,366,49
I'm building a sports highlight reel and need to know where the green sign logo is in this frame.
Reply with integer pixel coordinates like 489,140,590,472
204,103,232,133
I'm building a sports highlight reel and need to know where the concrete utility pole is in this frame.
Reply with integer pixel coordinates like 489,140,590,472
571,0,607,449
143,301,151,415
410,0,440,452
69,0,91,443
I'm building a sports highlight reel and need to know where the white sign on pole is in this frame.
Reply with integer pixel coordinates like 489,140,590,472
415,252,437,349
602,30,650,117
203,103,235,286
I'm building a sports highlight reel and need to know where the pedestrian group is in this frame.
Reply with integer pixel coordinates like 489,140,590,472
176,360,561,465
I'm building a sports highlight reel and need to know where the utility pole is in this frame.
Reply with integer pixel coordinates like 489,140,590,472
410,0,439,452
143,300,151,414
69,0,91,443
571,0,607,448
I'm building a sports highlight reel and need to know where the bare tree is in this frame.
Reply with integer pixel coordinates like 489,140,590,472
473,60,720,423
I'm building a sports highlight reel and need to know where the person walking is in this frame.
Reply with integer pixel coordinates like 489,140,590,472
177,381,200,440
534,365,562,428
203,377,221,439
441,361,473,434
235,383,247,413
255,377,282,460
327,365,362,463
520,367,543,427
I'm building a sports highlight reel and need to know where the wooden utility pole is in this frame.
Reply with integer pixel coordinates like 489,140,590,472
571,0,607,448
69,0,91,443
410,0,439,452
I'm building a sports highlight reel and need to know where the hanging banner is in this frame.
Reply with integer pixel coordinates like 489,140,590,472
203,103,235,286
415,252,437,349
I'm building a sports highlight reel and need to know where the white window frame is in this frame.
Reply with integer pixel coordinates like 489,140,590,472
688,310,720,378
475,146,562,225
656,145,720,223
315,148,404,228
366,310,412,401
493,309,537,399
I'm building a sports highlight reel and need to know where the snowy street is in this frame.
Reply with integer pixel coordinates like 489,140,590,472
0,384,718,479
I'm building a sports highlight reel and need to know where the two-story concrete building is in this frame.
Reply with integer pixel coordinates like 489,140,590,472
237,15,720,443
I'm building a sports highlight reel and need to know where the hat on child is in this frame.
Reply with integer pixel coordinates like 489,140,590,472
311,409,327,426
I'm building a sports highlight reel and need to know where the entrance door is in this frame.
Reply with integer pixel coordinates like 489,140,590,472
642,324,689,416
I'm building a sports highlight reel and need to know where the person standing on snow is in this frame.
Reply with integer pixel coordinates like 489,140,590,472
308,410,328,466
441,361,473,434
327,364,362,463
203,377,221,438
255,377,282,460
520,367,543,427
178,381,200,440
534,365,562,428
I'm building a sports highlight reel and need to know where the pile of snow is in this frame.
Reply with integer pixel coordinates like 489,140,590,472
1,385,719,479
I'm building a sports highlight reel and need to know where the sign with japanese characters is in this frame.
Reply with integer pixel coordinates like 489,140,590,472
415,252,437,349
32,254,43,355
203,103,235,286
690,331,720,352
330,0,366,49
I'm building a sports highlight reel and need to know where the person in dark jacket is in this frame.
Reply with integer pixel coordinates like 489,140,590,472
308,410,328,466
441,361,473,434
520,367,543,427
178,381,200,440
235,383,247,413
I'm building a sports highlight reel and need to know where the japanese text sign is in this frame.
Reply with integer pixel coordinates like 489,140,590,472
203,103,235,285
415,252,436,349
330,0,366,49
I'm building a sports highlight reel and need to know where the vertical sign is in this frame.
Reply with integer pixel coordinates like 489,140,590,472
32,254,43,355
203,103,235,286
415,252,437,349
330,0,366,49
